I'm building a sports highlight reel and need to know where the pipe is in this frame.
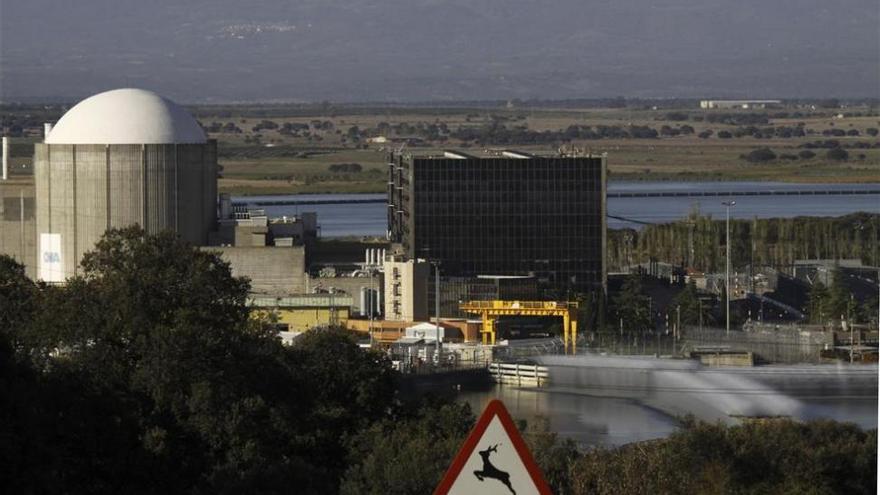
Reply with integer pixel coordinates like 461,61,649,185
43,123,53,141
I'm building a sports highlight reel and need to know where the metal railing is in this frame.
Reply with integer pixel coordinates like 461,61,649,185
488,362,550,387
460,300,578,310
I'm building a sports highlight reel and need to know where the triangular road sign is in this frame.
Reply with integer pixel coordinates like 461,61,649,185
434,399,552,495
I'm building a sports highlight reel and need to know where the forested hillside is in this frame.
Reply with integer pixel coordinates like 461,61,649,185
608,212,880,273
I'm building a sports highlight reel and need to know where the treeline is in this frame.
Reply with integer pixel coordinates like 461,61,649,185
570,418,875,494
740,146,863,163
608,212,880,273
0,228,455,494
1,229,875,494
216,144,347,159
450,122,670,144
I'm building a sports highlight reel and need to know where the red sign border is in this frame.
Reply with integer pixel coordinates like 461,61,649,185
434,399,552,495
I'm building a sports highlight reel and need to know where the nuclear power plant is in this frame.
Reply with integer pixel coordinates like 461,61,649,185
1,89,611,343
32,88,218,281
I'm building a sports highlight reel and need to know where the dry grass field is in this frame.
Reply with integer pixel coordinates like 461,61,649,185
202,105,880,195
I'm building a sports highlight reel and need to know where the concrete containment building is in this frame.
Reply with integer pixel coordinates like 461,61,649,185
34,89,217,281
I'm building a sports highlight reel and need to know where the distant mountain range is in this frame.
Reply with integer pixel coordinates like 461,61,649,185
1,0,878,103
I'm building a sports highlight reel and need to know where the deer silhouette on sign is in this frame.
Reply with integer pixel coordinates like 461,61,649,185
473,443,516,494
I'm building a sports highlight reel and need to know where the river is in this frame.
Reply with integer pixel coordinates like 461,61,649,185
235,181,880,237
458,386,878,447
458,357,878,447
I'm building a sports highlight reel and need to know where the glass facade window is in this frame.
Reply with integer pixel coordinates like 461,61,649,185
389,152,606,294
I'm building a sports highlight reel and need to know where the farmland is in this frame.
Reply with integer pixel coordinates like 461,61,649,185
196,103,879,194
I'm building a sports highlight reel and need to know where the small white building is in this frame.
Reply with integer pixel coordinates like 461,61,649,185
404,322,450,343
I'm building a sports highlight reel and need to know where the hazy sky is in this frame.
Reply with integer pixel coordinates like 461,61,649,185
1,0,878,102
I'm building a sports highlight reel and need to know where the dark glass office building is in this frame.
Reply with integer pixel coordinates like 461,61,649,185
388,150,607,294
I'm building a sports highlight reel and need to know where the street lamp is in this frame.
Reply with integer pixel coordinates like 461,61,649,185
419,248,442,360
722,200,736,337
432,261,441,359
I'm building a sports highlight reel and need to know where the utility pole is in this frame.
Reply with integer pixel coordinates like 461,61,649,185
698,297,703,331
434,262,441,361
848,295,854,364
848,313,853,364
676,304,681,342
647,296,652,355
419,247,442,363
722,200,736,337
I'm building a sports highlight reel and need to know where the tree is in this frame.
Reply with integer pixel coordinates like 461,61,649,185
0,229,404,494
825,269,852,325
674,280,708,326
808,280,830,324
328,163,363,173
664,112,689,121
798,149,816,159
717,130,732,139
612,275,651,332
744,147,776,163
857,292,879,325
569,419,877,495
523,417,580,494
340,401,474,495
866,127,879,137
0,256,39,349
826,148,849,161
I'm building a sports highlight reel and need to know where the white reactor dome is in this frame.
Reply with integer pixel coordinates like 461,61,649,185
45,88,207,145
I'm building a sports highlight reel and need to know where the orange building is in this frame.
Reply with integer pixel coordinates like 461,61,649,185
345,318,481,344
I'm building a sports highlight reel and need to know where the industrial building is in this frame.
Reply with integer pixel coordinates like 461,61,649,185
210,196,317,247
699,99,782,109
33,88,217,281
1,87,387,336
0,136,37,277
384,257,431,321
211,246,308,295
0,179,36,276
388,150,607,294
249,294,352,333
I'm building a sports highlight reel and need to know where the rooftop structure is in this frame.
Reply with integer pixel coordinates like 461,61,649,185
210,194,318,247
45,88,206,145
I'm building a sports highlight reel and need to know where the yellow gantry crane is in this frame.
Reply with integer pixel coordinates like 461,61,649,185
459,300,580,354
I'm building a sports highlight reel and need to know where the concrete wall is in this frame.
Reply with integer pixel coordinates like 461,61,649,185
694,352,755,367
34,141,217,280
0,177,36,277
209,246,307,295
683,326,832,364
